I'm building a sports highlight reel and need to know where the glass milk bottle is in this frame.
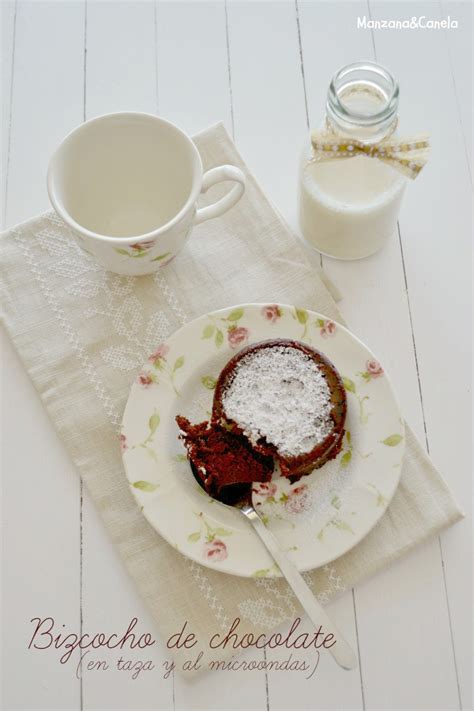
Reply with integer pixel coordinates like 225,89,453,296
298,62,407,260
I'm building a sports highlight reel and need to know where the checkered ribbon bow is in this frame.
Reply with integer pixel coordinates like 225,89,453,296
310,130,430,179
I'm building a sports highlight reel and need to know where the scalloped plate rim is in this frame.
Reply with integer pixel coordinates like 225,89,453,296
121,302,405,578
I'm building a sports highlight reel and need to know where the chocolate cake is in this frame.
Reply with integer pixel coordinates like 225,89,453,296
212,340,346,480
176,339,346,500
176,415,273,501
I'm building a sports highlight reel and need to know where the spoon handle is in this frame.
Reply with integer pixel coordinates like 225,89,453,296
241,504,357,671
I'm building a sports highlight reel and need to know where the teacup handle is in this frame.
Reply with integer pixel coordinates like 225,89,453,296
195,165,246,225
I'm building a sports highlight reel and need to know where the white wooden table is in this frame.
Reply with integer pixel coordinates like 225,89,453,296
1,2,471,710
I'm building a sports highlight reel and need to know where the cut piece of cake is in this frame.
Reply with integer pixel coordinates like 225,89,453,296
212,339,346,481
176,415,273,501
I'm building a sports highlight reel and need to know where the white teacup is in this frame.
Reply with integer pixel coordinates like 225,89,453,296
47,112,246,275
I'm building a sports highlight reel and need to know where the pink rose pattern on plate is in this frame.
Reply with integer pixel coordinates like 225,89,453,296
142,344,184,395
366,359,383,377
255,482,313,516
284,484,311,514
228,326,249,348
187,515,232,563
261,304,282,323
359,358,384,381
119,433,127,452
320,319,337,338
137,372,155,387
203,539,228,562
148,343,169,367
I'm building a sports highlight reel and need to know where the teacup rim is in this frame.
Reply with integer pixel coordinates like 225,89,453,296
46,111,203,245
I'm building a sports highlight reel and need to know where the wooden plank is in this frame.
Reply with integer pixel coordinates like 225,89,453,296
1,1,84,709
226,1,363,707
80,492,174,709
229,0,308,215
265,598,361,711
298,2,462,709
369,2,472,708
5,0,85,223
155,0,232,135
441,0,472,181
81,2,173,709
1,337,82,711
85,0,157,120
1,0,16,224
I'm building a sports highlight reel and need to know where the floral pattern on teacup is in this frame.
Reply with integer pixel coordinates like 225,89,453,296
114,243,172,264
131,240,155,251
115,243,152,258
150,253,173,265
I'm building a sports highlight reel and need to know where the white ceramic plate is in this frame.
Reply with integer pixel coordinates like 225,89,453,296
121,304,405,578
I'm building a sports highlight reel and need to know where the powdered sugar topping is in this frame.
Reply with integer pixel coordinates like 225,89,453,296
221,345,333,456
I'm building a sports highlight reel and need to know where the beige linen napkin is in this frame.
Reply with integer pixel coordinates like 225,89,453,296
0,123,462,673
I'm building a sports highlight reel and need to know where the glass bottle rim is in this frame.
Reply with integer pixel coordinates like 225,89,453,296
327,61,399,128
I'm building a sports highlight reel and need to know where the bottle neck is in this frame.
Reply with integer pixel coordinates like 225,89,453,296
326,62,399,144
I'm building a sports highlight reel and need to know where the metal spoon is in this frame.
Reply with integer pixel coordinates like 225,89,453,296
191,464,357,671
